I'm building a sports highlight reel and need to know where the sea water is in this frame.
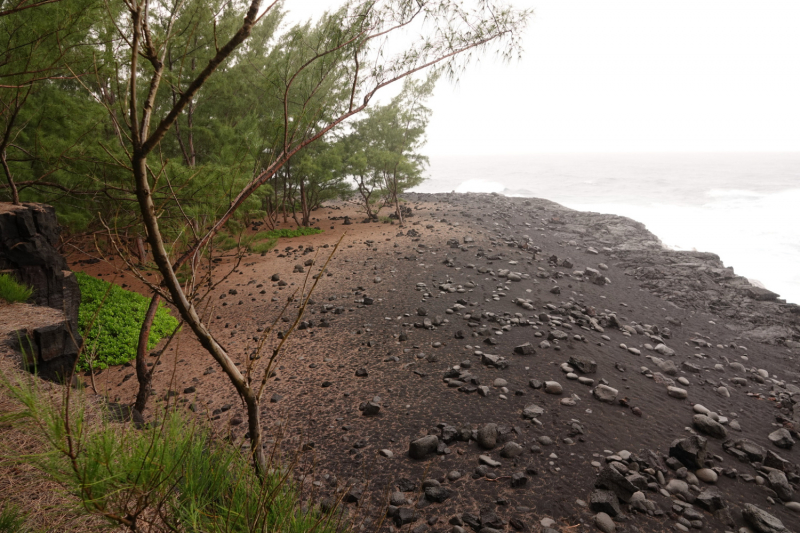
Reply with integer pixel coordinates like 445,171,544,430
414,152,800,305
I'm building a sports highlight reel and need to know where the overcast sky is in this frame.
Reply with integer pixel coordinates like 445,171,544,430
286,1,800,155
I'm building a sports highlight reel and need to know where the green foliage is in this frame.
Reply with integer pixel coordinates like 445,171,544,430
281,140,354,225
0,503,25,533
75,272,178,370
245,227,322,254
262,227,323,239
212,233,239,251
172,422,339,532
249,239,278,254
0,373,347,533
0,274,33,304
0,0,106,206
214,227,323,253
342,76,435,218
1,0,527,240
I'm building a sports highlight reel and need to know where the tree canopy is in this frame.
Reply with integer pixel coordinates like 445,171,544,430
1,0,528,239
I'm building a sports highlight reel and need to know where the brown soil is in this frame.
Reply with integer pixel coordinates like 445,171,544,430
6,194,800,532
0,302,65,337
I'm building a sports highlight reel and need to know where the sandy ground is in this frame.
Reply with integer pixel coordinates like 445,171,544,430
41,194,800,532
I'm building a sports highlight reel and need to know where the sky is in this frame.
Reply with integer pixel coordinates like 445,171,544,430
284,1,800,156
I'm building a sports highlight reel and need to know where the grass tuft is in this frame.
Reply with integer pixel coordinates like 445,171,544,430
0,503,26,533
0,274,33,304
0,368,348,533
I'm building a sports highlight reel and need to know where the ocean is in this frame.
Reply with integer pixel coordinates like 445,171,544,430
415,152,800,305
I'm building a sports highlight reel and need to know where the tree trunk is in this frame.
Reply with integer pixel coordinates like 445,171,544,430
281,175,288,223
244,391,267,474
287,161,301,226
291,205,301,228
187,101,196,168
132,152,266,477
299,178,309,227
125,0,269,479
187,57,196,168
264,195,277,229
394,195,403,225
1,150,19,205
133,294,160,414
358,178,374,219
392,169,403,225
0,90,28,206
136,236,147,264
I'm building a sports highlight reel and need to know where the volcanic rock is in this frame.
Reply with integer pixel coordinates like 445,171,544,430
669,435,708,470
742,504,789,533
589,489,620,517
409,435,439,459
514,343,535,355
569,355,597,374
595,466,638,503
593,384,618,403
768,428,795,449
692,414,728,439
477,423,498,449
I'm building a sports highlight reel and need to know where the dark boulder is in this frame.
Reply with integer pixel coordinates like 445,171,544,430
692,414,728,439
409,435,439,459
589,489,620,516
742,504,789,533
595,466,638,502
568,355,597,374
669,435,707,470
514,343,535,355
696,489,725,512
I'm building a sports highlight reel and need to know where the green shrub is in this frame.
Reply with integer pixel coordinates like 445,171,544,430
54,209,92,234
75,272,179,370
0,273,33,304
0,374,348,533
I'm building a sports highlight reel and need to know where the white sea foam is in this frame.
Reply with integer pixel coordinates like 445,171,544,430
564,190,800,304
705,188,765,198
453,179,505,194
417,153,800,305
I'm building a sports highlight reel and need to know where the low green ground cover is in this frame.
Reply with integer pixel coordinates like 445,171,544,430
75,272,179,370
214,226,323,253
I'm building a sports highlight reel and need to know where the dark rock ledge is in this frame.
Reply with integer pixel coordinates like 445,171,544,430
0,203,81,381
